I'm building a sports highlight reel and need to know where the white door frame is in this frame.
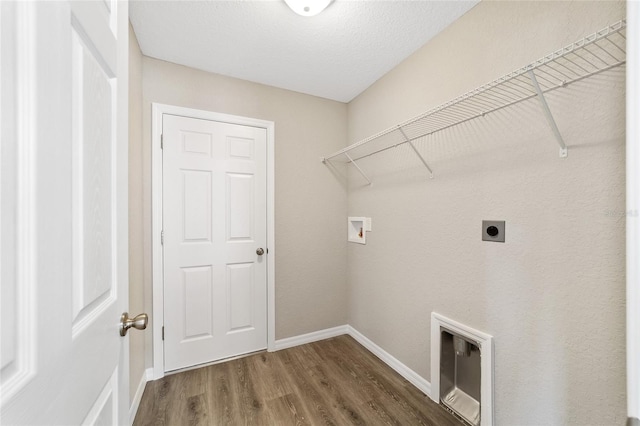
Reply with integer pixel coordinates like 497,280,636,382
627,2,639,422
151,103,275,379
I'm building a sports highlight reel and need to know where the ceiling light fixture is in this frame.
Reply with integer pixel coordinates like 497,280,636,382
284,0,332,17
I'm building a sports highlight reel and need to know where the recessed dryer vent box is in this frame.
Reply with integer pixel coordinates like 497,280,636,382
348,217,367,244
482,220,505,243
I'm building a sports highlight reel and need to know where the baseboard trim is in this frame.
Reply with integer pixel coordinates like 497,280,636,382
273,325,349,351
129,368,152,425
347,326,432,397
273,324,431,398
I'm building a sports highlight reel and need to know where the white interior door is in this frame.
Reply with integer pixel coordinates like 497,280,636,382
162,114,267,372
1,1,129,424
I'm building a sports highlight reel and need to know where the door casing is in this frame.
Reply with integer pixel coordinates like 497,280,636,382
627,2,640,421
151,103,275,379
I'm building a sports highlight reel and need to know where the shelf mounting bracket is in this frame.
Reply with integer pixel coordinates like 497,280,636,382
344,152,372,185
399,127,434,178
527,70,568,158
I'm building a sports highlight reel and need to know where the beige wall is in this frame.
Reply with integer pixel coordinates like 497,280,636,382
139,56,349,369
346,1,626,424
128,24,146,404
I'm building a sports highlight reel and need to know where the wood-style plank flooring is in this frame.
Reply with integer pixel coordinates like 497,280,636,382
133,335,462,425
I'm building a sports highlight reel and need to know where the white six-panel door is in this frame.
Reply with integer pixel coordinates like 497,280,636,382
162,114,267,372
0,1,129,424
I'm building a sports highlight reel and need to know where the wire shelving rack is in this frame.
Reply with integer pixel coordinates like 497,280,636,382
322,20,627,184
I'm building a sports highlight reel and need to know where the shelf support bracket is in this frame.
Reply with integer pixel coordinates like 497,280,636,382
527,70,568,158
344,152,372,185
399,127,434,178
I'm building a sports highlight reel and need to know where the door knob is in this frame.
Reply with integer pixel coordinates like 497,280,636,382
120,312,148,336
256,248,265,256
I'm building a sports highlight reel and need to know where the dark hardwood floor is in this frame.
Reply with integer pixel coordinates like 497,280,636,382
133,335,462,425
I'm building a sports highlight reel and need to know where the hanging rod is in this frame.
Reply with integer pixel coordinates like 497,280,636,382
322,19,626,181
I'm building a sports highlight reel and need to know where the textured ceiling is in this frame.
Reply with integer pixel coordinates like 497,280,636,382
129,0,478,103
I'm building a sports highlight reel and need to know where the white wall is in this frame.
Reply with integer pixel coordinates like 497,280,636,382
346,1,626,424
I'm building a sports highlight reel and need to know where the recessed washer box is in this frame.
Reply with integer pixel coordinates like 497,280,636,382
348,217,367,244
482,220,505,242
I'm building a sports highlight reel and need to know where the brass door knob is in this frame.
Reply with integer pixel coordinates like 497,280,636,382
120,312,148,336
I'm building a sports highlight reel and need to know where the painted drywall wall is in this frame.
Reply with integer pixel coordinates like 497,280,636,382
128,24,146,404
346,1,626,424
140,57,349,369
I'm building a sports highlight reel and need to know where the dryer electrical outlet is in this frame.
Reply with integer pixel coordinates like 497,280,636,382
482,220,505,242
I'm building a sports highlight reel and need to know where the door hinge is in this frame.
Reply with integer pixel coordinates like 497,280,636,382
160,134,163,149
161,230,164,245
162,326,165,341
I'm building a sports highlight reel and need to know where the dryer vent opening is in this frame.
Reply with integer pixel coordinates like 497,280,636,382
440,330,481,426
430,313,494,426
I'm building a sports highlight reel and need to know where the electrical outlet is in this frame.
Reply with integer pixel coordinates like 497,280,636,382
482,220,505,242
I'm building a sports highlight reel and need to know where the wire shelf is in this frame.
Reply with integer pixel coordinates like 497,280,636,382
322,20,626,184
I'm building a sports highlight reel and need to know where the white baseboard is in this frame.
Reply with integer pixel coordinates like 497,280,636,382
347,326,432,397
129,368,153,425
273,324,431,398
273,325,349,350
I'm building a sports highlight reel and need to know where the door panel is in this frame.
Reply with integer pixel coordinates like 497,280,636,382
228,263,254,331
1,1,128,424
82,370,118,426
183,266,214,339
70,15,115,329
0,1,28,395
182,170,212,241
163,114,267,372
227,173,254,240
